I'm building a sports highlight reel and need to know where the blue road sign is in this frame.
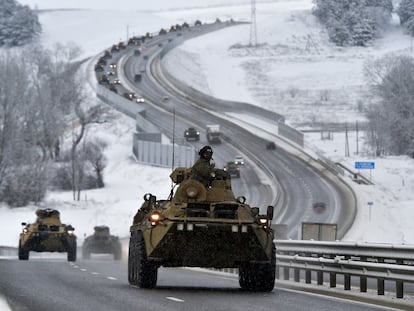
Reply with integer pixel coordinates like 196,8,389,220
355,161,375,169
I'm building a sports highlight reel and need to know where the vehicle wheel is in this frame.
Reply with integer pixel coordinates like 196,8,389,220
239,243,275,292
18,240,29,260
114,244,122,260
67,238,77,262
239,263,253,290
82,247,90,260
128,231,157,288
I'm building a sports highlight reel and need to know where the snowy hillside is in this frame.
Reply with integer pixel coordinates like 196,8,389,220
0,0,412,247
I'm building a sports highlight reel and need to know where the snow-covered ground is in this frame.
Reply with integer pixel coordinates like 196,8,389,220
1,0,413,249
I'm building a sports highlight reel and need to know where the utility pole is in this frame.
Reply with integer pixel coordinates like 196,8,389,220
345,124,350,157
356,120,359,155
249,0,257,47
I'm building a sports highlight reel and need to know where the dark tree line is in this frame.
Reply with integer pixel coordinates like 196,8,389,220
0,0,41,47
0,44,109,207
312,0,393,46
364,54,414,157
397,0,414,36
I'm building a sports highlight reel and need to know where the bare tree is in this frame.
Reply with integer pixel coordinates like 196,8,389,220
0,49,46,205
71,98,109,200
83,139,107,188
364,54,414,156
0,43,111,206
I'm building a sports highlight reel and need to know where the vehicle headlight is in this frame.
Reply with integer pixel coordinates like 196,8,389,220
257,217,269,228
149,211,162,226
67,230,74,236
258,218,267,224
23,228,28,234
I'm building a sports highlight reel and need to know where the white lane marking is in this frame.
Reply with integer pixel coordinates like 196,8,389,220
73,265,79,268
166,297,185,302
91,272,100,275
80,268,87,272
107,276,117,281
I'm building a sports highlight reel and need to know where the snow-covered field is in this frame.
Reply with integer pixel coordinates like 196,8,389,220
1,0,413,248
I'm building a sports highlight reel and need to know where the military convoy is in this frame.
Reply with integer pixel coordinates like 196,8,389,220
82,226,122,260
18,209,77,261
128,165,276,291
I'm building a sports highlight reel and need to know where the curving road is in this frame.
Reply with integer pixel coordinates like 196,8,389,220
105,22,355,240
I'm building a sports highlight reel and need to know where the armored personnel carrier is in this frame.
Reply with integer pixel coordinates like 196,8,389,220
128,167,275,291
18,209,77,261
82,225,122,260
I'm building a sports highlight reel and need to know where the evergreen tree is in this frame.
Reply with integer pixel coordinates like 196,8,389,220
405,16,414,36
313,0,391,46
0,0,41,47
351,14,376,46
397,0,414,25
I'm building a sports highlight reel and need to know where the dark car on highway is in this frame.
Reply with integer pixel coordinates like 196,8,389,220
184,127,200,141
223,161,240,178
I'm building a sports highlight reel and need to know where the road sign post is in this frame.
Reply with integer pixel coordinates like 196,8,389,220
367,201,373,222
355,162,375,181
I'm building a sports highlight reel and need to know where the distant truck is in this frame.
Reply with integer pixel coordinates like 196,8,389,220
206,124,222,144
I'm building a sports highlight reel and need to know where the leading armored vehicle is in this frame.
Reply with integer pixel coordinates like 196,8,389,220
18,209,77,261
82,225,122,260
128,166,275,291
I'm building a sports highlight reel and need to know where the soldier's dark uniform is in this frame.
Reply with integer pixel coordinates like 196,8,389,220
190,146,215,187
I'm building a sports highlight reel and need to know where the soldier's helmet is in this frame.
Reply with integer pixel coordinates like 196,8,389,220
199,145,213,160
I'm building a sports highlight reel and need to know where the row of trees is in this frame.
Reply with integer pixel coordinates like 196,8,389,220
0,44,109,207
312,0,393,46
397,0,414,36
0,0,41,47
364,54,414,157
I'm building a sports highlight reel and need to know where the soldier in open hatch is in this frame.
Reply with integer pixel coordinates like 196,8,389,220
190,145,215,187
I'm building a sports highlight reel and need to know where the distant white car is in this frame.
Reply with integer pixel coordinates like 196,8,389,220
162,95,169,101
136,97,145,103
234,155,244,165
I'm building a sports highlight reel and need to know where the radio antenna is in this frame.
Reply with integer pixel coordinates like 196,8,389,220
169,107,176,201
171,107,176,171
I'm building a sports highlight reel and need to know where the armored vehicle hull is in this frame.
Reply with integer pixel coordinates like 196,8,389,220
18,209,77,261
82,226,122,260
128,168,275,291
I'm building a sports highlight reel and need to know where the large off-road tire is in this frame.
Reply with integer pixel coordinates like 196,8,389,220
18,240,29,260
67,238,77,262
128,231,157,288
82,247,91,260
239,242,276,292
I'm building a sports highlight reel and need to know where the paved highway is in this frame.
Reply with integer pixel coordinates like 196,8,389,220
0,256,389,311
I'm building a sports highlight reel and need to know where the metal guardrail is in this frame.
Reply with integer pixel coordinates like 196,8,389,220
276,240,414,299
0,246,17,256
